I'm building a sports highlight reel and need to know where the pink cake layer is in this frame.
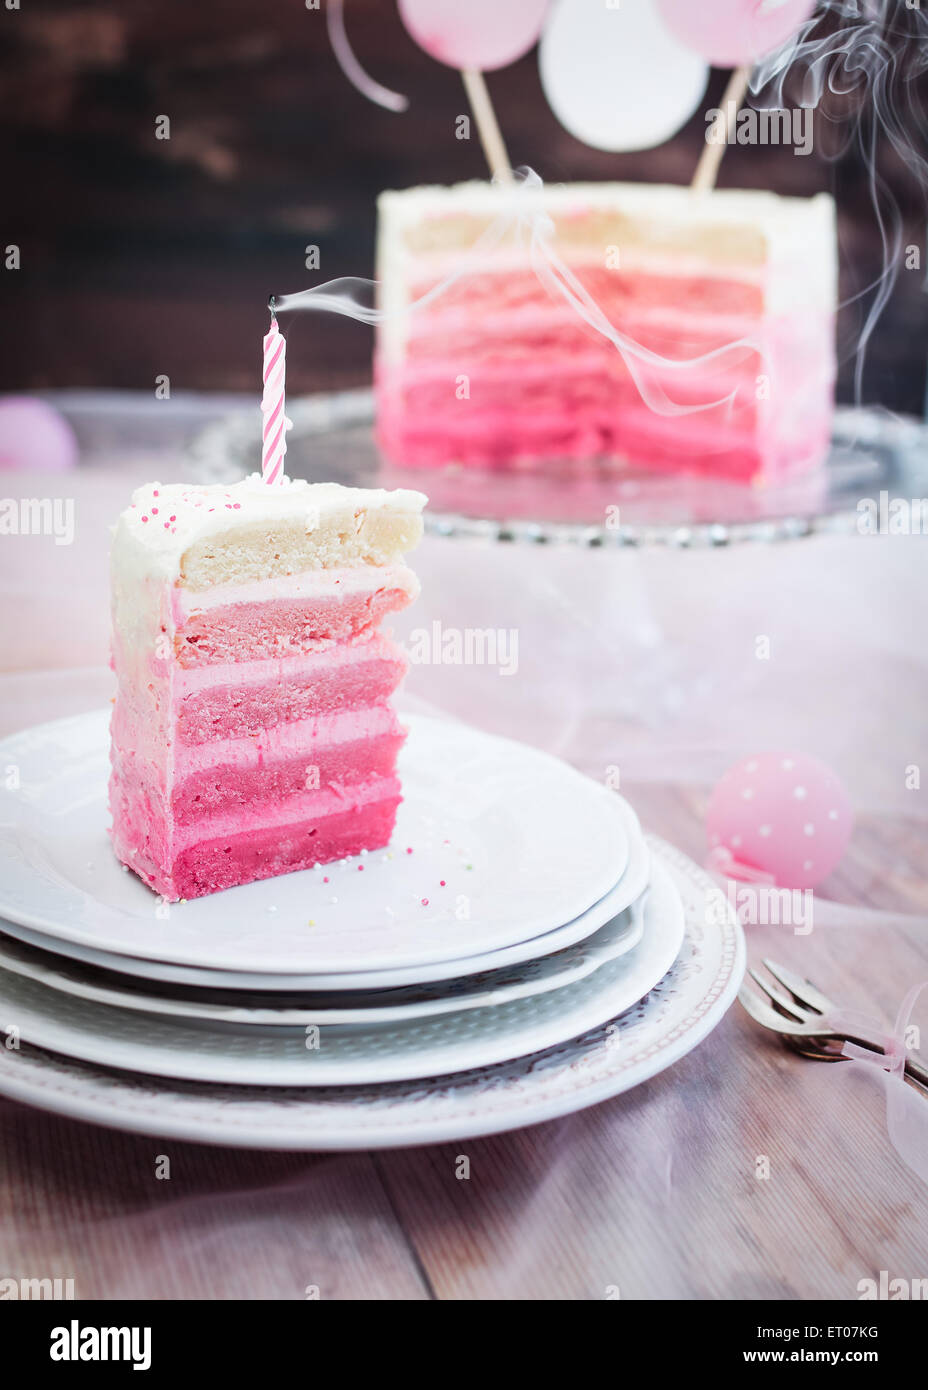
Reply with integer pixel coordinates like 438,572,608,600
174,638,407,745
110,707,405,877
173,583,415,668
399,269,786,374
378,403,832,481
169,795,401,899
111,701,400,780
376,308,834,481
403,265,766,318
109,770,401,900
399,313,815,387
386,353,814,424
377,248,835,481
110,703,406,813
171,725,406,822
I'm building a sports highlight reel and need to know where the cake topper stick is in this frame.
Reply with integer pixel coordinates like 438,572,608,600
395,1,550,185
691,63,752,193
261,309,289,486
461,68,513,184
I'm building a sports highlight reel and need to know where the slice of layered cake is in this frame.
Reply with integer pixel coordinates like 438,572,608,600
375,181,837,485
109,476,426,900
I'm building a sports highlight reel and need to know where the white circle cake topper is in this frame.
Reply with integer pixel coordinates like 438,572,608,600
539,0,709,154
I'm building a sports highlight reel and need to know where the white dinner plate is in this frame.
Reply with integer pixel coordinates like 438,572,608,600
0,839,745,1147
0,710,630,975
0,889,648,1028
0,816,648,991
0,855,685,1087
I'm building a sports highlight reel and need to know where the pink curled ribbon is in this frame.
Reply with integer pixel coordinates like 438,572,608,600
833,981,926,1078
705,844,777,886
830,982,928,1183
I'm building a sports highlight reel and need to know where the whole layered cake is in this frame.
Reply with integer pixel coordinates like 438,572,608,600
109,476,426,900
375,180,837,484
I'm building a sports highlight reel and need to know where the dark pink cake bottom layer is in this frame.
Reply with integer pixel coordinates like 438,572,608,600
168,794,401,899
111,791,401,900
378,404,832,484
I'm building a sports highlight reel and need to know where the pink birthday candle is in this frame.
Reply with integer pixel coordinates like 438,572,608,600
261,313,288,485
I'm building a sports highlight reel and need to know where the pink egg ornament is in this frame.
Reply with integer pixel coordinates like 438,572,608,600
706,753,853,890
398,0,550,71
657,0,816,69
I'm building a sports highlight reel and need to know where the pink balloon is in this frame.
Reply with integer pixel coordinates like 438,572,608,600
398,0,550,71
706,752,853,890
0,398,78,473
657,0,816,69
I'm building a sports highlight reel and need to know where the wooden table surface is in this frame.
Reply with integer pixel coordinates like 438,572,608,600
0,464,927,1300
0,778,925,1300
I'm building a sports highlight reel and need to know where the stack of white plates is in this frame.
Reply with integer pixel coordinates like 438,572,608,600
0,711,744,1149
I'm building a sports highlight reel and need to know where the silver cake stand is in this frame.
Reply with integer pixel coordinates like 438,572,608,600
189,388,928,547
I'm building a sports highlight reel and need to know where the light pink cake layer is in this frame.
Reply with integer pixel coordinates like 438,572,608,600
171,704,404,778
402,266,766,340
111,700,407,818
403,264,766,326
172,568,418,668
174,638,407,745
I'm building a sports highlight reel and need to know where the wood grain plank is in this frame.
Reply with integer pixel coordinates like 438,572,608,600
0,1104,429,1299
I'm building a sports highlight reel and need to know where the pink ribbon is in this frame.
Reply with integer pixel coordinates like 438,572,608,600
705,843,777,885
830,982,928,1184
834,981,926,1078
327,0,409,112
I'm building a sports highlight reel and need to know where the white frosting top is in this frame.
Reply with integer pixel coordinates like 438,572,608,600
378,179,836,232
113,474,427,580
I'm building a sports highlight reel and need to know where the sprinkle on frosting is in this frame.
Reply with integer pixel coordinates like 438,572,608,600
111,473,427,588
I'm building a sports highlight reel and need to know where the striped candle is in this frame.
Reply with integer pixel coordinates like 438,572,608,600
261,315,288,485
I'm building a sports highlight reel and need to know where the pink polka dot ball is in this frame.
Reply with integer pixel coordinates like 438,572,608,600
706,753,853,890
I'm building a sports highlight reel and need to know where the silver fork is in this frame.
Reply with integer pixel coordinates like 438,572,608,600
739,958,928,1091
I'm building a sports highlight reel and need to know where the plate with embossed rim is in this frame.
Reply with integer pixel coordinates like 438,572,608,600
0,885,649,1028
0,709,631,975
0,855,683,1086
0,808,648,991
0,839,744,1145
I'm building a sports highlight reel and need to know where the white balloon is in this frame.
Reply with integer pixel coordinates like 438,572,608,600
539,0,709,153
